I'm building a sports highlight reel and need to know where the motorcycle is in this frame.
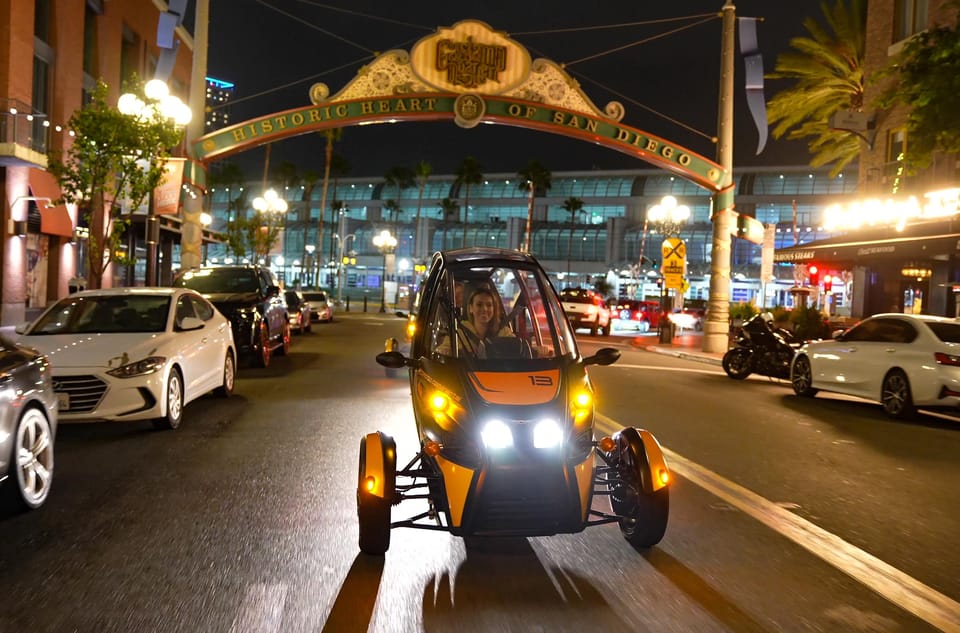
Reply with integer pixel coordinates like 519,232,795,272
722,313,801,380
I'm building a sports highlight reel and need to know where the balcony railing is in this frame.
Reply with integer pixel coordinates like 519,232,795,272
0,97,50,166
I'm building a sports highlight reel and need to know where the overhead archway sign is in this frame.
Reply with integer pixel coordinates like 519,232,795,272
191,19,727,193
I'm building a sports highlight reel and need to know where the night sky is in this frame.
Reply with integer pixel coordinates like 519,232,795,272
202,1,825,178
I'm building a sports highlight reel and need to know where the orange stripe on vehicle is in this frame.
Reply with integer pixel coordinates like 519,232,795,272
467,370,560,405
436,455,474,527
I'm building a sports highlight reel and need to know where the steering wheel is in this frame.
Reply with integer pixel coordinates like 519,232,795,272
485,336,533,359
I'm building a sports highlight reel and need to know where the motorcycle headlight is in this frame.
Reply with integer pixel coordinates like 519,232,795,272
481,419,513,449
106,356,167,378
533,418,563,449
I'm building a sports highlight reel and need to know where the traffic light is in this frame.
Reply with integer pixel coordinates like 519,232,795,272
823,274,832,292
808,265,819,286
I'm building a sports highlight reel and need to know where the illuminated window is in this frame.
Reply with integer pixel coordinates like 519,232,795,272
894,0,929,42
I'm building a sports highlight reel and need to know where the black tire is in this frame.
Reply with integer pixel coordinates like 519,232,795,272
152,368,184,430
589,324,598,336
722,348,753,380
215,351,235,397
881,369,916,419
276,321,291,356
2,406,54,511
357,437,392,555
253,322,271,368
791,354,818,397
601,321,611,336
607,428,669,549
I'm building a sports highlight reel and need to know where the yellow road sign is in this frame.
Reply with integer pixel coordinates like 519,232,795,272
662,238,686,290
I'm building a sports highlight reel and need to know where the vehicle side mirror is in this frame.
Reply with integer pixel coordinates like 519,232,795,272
376,350,419,369
177,316,205,331
584,347,620,366
832,329,845,341
14,322,29,335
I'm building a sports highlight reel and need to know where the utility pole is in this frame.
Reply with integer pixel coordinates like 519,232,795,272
703,0,736,354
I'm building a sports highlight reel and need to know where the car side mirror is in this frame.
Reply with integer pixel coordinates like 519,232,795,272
177,316,205,331
14,322,30,335
376,350,419,369
584,347,620,366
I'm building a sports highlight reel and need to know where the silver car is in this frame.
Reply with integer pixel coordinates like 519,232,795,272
303,290,334,323
0,335,57,510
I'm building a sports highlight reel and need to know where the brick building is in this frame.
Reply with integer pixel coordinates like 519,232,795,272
0,0,194,325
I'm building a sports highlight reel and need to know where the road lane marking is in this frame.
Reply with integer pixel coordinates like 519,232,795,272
596,413,960,632
613,363,725,375
229,583,287,633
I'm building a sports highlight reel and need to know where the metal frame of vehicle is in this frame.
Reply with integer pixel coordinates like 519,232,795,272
364,247,670,555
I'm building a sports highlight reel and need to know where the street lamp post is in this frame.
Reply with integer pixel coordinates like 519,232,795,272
117,79,191,286
647,196,690,343
253,188,288,279
304,244,315,289
373,229,397,313
333,233,356,304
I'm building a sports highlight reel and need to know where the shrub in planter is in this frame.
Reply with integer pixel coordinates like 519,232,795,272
790,304,830,341
729,302,758,323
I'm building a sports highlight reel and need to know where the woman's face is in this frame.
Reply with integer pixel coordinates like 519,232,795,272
469,293,496,328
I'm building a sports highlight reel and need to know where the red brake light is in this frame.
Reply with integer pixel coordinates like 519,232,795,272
935,352,960,366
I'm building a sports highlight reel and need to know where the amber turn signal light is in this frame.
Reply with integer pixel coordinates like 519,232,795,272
364,475,376,492
658,469,670,485
424,441,441,456
598,436,616,452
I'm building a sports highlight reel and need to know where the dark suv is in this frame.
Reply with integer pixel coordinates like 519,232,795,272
173,265,290,367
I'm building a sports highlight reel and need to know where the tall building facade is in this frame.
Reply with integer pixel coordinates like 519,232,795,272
0,0,195,325
204,76,233,133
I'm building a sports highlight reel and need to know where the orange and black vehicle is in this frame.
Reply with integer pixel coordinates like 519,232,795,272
361,247,670,554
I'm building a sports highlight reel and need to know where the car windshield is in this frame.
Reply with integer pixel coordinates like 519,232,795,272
425,261,575,361
174,268,260,294
28,295,171,334
303,292,327,302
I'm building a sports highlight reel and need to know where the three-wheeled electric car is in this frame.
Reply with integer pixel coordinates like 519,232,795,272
362,248,670,554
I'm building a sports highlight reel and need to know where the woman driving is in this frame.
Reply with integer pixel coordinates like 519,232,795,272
436,286,515,358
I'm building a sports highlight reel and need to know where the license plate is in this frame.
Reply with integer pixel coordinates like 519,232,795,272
57,392,70,411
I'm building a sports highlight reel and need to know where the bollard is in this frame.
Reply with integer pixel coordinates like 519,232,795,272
345,297,350,312
363,297,368,312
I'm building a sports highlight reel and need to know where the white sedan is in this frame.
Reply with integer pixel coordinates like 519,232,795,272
790,313,960,419
17,288,236,430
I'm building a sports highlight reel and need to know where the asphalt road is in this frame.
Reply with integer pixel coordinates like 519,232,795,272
0,312,957,632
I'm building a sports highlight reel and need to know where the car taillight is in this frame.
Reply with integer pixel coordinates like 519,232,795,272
935,352,960,366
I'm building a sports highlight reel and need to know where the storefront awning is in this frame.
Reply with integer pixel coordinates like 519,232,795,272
28,168,74,237
774,221,960,265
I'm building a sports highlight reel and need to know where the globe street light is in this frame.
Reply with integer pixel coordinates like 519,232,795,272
253,188,288,279
647,195,690,238
373,229,397,313
117,79,192,285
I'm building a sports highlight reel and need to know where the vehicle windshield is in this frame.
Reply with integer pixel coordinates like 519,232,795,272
303,292,327,302
28,295,171,334
174,268,259,294
425,261,575,361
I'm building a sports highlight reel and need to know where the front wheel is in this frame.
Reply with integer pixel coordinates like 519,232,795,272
607,428,669,549
253,322,271,368
881,369,916,419
276,321,291,356
215,351,235,397
722,348,753,379
3,406,54,511
357,433,396,555
152,368,184,430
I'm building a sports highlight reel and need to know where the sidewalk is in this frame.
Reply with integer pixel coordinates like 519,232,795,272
629,330,725,366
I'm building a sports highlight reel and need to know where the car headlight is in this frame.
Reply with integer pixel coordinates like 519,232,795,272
106,356,167,378
481,419,513,449
533,418,563,449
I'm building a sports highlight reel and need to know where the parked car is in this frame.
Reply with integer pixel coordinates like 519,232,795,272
613,299,663,332
0,336,57,510
173,265,290,368
302,290,334,322
790,313,960,419
17,288,236,430
559,288,611,336
284,290,312,335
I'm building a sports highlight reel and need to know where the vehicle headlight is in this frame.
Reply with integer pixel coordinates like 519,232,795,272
481,419,513,449
533,418,563,449
106,356,167,378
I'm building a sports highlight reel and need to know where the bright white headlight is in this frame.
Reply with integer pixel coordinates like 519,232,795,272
533,418,563,448
481,419,513,449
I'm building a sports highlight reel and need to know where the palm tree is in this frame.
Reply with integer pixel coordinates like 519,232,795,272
517,160,552,253
454,156,483,247
316,128,343,287
384,165,415,236
327,152,351,268
765,0,866,176
439,197,459,251
561,196,585,277
414,160,432,259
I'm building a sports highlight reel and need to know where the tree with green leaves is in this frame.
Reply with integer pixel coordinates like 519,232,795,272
455,156,484,247
561,197,586,276
47,79,183,288
517,161,552,253
875,12,960,170
765,0,867,176
414,160,432,259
